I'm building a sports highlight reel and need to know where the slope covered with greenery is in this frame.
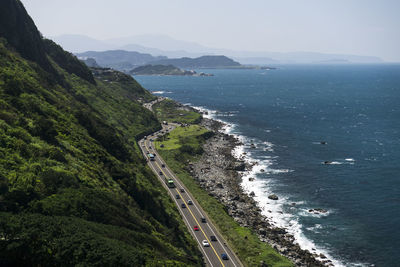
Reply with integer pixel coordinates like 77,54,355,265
153,99,202,124
0,0,203,265
151,55,241,68
130,64,191,76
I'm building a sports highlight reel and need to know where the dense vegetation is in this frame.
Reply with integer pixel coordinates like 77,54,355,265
153,99,202,124
155,124,293,266
0,0,203,265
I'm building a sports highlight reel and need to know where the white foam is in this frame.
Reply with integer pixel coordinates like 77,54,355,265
345,158,355,162
306,224,323,233
152,90,172,94
322,161,342,165
299,208,332,218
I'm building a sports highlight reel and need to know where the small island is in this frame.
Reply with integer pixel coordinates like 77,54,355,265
129,64,213,76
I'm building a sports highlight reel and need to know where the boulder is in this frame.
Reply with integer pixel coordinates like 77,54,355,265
268,194,279,200
229,161,246,171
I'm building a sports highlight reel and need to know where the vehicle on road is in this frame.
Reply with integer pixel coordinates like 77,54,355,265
187,200,193,205
181,203,186,208
176,194,180,199
210,235,217,241
193,225,199,231
161,164,165,168
201,217,206,223
165,178,175,188
221,253,228,260
202,240,210,247
180,188,185,193
148,153,155,161
159,171,163,175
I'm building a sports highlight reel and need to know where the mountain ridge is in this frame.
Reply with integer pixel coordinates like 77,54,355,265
52,34,385,64
76,50,166,71
151,55,241,68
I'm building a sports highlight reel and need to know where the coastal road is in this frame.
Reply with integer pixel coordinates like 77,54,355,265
139,124,243,267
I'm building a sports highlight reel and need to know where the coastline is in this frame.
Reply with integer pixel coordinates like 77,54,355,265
190,117,330,266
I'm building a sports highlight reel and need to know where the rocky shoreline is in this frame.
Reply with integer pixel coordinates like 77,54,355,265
186,118,332,267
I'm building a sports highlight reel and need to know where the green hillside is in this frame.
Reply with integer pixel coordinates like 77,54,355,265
151,55,241,68
0,0,203,266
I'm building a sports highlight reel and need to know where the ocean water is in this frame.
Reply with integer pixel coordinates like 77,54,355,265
135,64,400,266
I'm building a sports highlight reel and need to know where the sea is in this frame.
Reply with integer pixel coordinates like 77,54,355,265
134,64,400,267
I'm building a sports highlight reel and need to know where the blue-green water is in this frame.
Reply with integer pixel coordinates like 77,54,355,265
135,65,400,266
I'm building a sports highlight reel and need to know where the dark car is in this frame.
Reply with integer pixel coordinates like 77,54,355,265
181,203,186,208
161,164,165,168
180,188,185,193
187,200,193,205
159,171,163,175
210,235,217,241
221,253,228,260
201,217,206,223
176,194,180,199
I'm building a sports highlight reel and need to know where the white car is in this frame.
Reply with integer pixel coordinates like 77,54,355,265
202,240,210,247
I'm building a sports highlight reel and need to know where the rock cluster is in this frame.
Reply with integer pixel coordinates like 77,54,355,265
187,118,331,266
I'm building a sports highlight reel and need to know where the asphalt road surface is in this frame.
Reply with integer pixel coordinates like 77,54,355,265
139,124,243,267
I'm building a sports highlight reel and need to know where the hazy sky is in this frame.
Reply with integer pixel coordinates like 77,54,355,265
21,0,400,61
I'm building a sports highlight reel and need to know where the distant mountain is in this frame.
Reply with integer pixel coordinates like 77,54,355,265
76,50,167,71
119,43,204,58
51,34,115,52
152,55,241,68
130,64,212,76
80,57,101,68
232,51,383,65
106,34,210,54
53,34,384,64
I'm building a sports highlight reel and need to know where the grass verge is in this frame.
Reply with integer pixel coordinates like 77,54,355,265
153,99,202,124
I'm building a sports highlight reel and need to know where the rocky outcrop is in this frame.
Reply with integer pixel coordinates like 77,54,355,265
268,194,279,200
